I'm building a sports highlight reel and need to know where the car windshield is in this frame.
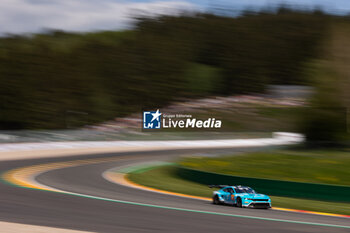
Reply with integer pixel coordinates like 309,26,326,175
234,187,256,194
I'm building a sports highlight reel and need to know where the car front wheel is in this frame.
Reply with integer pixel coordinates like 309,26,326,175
213,195,221,205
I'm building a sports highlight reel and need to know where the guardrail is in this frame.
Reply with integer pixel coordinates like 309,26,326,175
176,166,350,202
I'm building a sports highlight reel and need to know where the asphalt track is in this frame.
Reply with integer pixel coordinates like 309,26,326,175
0,149,350,233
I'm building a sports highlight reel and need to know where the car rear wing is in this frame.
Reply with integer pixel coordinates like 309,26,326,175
208,185,229,188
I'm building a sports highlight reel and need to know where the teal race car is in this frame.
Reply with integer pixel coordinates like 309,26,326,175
210,185,271,209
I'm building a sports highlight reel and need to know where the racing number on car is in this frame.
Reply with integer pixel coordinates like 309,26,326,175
231,194,235,201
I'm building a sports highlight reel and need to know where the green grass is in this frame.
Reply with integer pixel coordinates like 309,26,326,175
128,165,350,215
129,166,213,197
180,149,350,186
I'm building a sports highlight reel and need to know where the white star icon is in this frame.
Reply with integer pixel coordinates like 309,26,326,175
151,109,162,122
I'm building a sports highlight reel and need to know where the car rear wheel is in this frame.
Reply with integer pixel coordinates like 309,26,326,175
213,195,221,205
236,197,242,208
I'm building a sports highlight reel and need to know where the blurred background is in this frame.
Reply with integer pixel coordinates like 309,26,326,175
0,0,350,217
0,0,349,146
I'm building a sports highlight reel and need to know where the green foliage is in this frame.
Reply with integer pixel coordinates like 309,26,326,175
0,9,329,129
300,61,347,146
183,63,222,96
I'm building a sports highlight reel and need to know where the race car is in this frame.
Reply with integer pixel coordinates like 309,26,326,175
210,185,271,208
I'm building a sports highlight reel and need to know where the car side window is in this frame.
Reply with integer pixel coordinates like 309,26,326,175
234,188,242,193
227,188,234,193
223,188,229,192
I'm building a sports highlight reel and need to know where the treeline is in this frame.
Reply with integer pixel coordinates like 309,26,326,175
0,8,329,129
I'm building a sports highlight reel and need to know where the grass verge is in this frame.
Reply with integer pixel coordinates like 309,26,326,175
180,149,350,186
128,165,350,215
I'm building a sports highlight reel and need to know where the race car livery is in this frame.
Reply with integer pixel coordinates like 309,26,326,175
210,185,271,208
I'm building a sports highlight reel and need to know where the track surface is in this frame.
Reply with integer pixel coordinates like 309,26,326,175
1,149,350,233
